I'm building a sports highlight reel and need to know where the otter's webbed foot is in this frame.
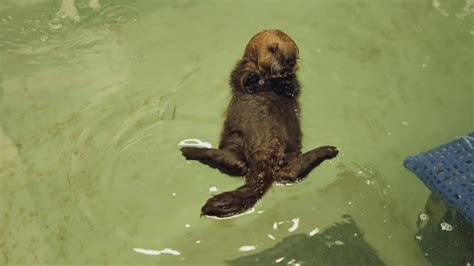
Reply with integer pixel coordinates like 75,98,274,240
275,146,338,184
271,77,299,98
242,72,263,94
180,147,247,176
201,182,262,217
201,191,251,217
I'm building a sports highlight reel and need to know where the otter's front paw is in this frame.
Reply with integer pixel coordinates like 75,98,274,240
242,72,262,94
273,78,297,98
180,147,207,160
318,146,339,159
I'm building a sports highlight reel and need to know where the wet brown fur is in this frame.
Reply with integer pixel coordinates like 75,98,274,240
181,30,338,217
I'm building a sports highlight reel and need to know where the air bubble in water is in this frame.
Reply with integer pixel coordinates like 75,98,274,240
419,213,429,221
48,19,63,30
440,222,453,231
57,10,67,19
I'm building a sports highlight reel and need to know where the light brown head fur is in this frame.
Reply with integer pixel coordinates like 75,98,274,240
230,30,300,93
243,29,299,78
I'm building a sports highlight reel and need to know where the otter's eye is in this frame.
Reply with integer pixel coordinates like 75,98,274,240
268,43,278,53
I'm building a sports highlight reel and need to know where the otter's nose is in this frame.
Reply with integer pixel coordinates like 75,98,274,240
285,55,296,67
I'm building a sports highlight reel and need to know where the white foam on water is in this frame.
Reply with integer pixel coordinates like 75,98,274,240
275,182,294,187
275,257,285,263
309,227,320,236
133,248,181,256
288,218,300,232
238,245,256,252
178,139,212,148
205,208,255,220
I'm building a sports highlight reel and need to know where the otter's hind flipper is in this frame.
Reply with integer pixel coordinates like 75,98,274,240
275,146,338,184
201,176,272,218
180,147,247,176
201,188,258,217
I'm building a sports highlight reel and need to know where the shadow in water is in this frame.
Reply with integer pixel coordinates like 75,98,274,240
416,194,474,266
227,215,384,266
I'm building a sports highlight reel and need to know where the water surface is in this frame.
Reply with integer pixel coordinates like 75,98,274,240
1,0,473,265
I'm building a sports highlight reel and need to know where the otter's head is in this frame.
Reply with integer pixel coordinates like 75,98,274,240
243,29,299,78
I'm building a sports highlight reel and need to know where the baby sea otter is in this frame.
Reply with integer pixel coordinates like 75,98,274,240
181,29,338,218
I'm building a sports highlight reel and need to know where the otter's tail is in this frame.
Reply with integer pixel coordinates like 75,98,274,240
201,167,273,218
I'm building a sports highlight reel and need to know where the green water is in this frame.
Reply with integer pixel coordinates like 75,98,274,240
0,0,472,265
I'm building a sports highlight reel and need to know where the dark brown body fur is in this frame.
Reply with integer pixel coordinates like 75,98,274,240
181,30,338,217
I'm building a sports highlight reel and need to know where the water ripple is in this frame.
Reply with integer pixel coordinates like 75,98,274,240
0,2,142,64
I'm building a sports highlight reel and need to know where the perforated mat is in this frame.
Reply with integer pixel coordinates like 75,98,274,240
404,133,474,224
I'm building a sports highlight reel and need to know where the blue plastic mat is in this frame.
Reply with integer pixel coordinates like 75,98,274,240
404,133,474,224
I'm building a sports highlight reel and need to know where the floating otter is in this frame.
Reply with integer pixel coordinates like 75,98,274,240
181,29,338,218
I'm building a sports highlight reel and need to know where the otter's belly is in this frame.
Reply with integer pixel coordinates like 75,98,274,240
223,93,301,153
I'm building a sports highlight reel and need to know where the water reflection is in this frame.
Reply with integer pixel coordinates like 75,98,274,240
227,215,384,266
416,194,474,265
0,1,141,65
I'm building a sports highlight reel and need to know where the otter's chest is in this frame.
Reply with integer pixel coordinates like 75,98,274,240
225,93,300,129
